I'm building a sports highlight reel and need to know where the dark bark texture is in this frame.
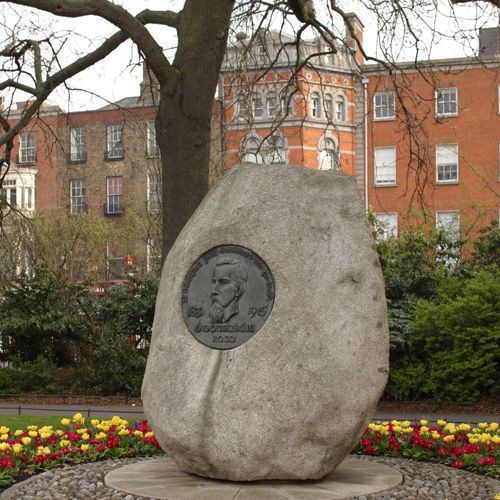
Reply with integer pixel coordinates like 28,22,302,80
157,0,234,260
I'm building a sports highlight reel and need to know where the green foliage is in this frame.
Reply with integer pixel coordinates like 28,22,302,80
471,220,500,269
79,275,158,396
390,266,500,402
0,357,62,394
0,262,92,366
82,331,148,396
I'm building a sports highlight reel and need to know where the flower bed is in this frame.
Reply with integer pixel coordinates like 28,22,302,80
0,414,498,488
0,413,162,487
353,419,499,478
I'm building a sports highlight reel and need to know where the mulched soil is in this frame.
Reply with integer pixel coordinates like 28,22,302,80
0,395,498,415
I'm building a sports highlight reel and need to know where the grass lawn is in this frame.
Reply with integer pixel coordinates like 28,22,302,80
0,415,66,430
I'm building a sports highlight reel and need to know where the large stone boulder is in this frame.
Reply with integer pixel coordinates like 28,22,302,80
142,163,389,481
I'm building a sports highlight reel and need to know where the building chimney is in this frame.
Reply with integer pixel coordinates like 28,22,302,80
139,63,160,103
345,13,364,65
479,27,499,56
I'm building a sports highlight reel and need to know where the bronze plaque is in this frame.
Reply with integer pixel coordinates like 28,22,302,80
181,245,275,350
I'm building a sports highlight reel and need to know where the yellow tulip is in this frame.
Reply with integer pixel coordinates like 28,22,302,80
437,419,446,426
458,423,470,432
492,435,500,444
420,426,429,434
28,430,38,438
118,429,129,436
443,435,454,442
56,430,64,436
12,443,22,454
14,430,23,436
95,432,106,441
393,425,402,433
80,444,89,452
73,413,85,424
134,430,143,438
111,416,122,426
27,425,38,431
480,433,492,444
431,431,441,440
21,437,31,445
0,442,10,451
0,434,8,441
469,437,479,444
420,419,428,426
82,433,90,440
0,426,9,434
145,431,154,438
488,422,498,432
401,420,411,428
478,422,488,429
90,419,100,426
403,427,413,434
60,418,70,426
59,439,71,448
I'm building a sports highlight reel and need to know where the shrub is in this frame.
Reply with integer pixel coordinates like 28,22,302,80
390,266,500,402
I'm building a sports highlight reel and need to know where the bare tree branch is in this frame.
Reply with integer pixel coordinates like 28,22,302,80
1,0,175,81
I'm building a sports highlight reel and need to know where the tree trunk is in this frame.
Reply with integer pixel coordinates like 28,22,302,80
157,0,234,262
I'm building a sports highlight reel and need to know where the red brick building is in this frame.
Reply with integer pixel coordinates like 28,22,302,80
222,21,499,240
2,20,498,278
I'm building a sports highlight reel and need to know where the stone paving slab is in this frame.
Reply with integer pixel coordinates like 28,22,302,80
104,456,403,499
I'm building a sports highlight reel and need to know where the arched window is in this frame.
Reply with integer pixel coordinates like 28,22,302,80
279,89,294,118
252,93,263,119
311,92,321,118
319,138,340,171
336,94,346,121
263,134,287,164
241,135,263,164
266,92,278,118
237,94,249,120
324,94,333,120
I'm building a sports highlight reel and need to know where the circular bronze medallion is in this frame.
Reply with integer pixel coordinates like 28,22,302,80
181,245,275,350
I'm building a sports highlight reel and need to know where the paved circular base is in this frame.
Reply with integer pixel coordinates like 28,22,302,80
104,456,403,499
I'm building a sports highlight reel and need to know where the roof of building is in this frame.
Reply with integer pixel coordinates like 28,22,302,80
98,95,156,110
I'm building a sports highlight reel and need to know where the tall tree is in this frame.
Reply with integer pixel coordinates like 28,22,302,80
0,0,496,259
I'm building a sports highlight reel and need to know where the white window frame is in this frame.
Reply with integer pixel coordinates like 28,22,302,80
252,93,264,119
266,92,278,118
147,172,160,212
318,138,340,171
374,92,395,120
324,94,333,120
69,127,86,162
70,179,85,214
311,92,321,118
146,121,159,158
335,94,346,121
436,211,460,239
263,134,287,164
106,176,123,214
106,124,124,159
280,90,294,118
374,147,396,186
435,88,458,117
436,143,458,184
19,132,36,164
375,213,398,240
241,135,264,164
1,179,17,207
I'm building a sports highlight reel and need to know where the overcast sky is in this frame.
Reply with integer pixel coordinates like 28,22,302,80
1,0,497,112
